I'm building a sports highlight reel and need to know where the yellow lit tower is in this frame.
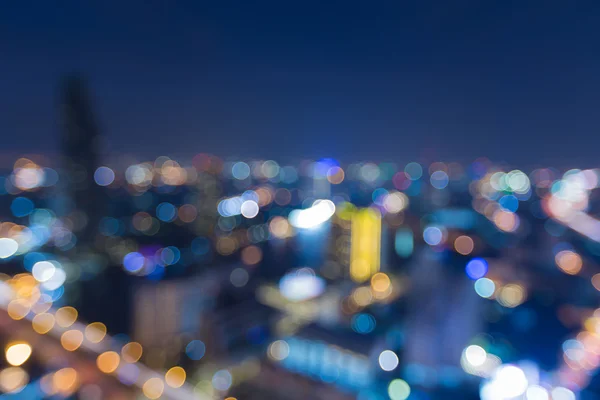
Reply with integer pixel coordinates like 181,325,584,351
350,207,382,283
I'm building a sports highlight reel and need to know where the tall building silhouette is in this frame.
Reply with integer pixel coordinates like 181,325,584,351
60,75,104,247
58,76,131,333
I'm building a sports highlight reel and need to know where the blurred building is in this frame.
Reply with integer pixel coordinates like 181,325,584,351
60,76,104,247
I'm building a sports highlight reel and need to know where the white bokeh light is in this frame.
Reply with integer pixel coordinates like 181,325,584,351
378,350,399,371
464,345,487,367
526,385,549,400
32,261,56,283
485,365,528,399
551,387,575,400
240,200,259,218
288,200,336,229
0,238,19,259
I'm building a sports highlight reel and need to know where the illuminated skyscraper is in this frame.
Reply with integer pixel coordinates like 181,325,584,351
350,208,382,282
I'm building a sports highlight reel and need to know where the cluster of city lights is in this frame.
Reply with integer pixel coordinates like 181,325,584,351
0,271,205,399
5,153,600,399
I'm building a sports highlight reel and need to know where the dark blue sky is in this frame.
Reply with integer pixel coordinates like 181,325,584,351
2,1,600,166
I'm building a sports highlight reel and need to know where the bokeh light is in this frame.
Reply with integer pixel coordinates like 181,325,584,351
378,350,399,371
388,379,411,400
165,366,186,388
97,351,120,374
465,258,488,280
5,343,32,366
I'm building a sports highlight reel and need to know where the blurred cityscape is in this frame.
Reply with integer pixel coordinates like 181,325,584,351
1,77,600,400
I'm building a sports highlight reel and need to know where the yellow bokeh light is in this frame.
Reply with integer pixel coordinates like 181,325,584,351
55,306,78,328
555,250,583,275
84,322,107,344
269,216,292,239
498,284,526,308
371,273,391,293
7,299,30,320
584,317,600,333
142,377,164,399
32,313,55,334
61,330,84,352
5,343,32,367
97,351,120,374
121,342,143,363
216,237,238,256
336,202,357,221
0,367,29,393
165,366,186,388
255,187,274,206
352,286,373,307
14,157,35,170
53,367,79,394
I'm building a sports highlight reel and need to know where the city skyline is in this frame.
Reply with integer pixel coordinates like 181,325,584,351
2,2,600,399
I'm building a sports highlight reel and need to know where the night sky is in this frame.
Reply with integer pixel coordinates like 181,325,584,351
2,1,600,166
